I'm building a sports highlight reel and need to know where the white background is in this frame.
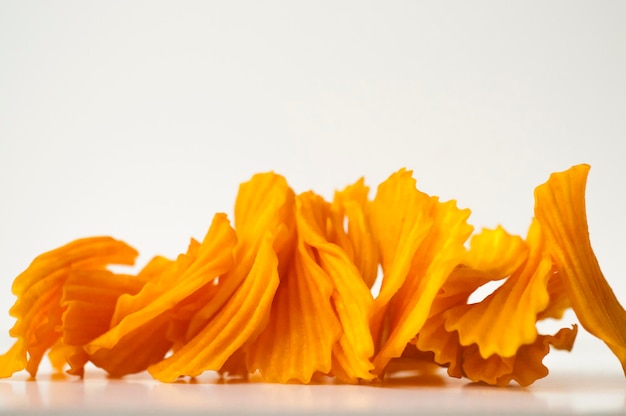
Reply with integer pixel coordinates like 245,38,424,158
1,1,625,411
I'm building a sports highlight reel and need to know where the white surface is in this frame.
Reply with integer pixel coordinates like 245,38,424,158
0,370,624,415
1,1,626,413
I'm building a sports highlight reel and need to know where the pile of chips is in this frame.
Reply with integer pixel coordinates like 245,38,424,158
0,164,624,386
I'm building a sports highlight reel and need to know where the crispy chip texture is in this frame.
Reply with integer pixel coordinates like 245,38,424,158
0,164,623,386
0,237,137,378
534,164,626,375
